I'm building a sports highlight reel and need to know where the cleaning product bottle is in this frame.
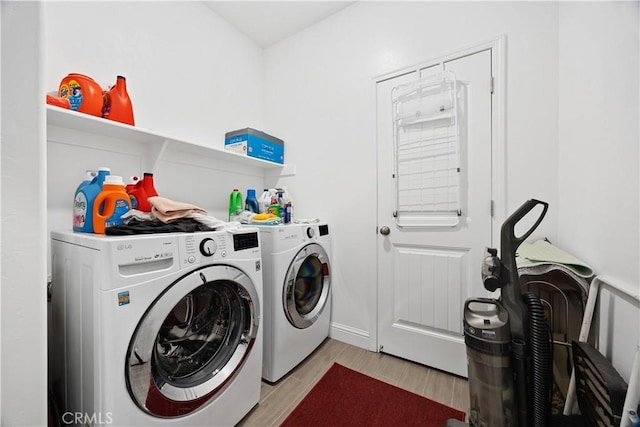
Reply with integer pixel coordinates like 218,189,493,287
93,175,132,234
277,191,286,222
267,191,280,217
73,167,110,233
72,169,96,231
125,176,140,210
259,189,271,214
103,75,135,126
281,187,294,224
58,73,104,117
130,176,151,212
141,172,158,198
245,189,259,213
229,189,243,220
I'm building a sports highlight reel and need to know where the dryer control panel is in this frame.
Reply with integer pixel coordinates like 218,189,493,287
180,233,229,265
177,230,260,266
233,232,259,251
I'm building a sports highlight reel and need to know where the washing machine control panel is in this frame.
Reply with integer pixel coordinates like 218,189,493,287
181,234,229,265
199,238,217,257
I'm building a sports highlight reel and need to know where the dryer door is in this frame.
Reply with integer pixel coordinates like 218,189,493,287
283,243,331,329
125,264,259,418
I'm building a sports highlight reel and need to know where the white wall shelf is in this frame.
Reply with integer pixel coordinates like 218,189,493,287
46,106,288,173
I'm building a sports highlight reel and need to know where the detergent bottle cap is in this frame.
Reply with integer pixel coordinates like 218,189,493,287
104,175,125,186
98,166,111,172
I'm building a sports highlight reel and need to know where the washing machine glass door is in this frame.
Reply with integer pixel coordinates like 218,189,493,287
125,264,259,418
283,243,331,329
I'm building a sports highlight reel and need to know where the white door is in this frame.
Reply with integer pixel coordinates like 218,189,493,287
376,49,494,377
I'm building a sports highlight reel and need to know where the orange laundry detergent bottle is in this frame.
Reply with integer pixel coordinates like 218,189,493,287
93,175,132,234
58,73,104,117
103,75,135,126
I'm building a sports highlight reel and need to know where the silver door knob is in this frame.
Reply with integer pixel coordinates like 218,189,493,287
379,226,390,236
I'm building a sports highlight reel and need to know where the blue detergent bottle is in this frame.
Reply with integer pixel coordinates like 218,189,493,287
73,167,110,233
245,189,259,213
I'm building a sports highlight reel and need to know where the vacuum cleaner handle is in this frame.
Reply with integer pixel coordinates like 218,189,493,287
500,199,549,253
499,199,548,341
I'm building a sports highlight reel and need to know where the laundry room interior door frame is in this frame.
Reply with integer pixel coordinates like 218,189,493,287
371,35,507,354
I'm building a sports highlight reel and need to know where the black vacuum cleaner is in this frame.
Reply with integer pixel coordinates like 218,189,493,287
448,199,631,427
447,199,553,427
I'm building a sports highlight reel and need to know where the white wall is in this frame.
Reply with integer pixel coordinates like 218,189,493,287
1,2,47,425
44,1,268,233
558,1,639,379
264,1,561,348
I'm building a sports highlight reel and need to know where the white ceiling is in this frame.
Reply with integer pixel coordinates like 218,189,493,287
203,1,356,48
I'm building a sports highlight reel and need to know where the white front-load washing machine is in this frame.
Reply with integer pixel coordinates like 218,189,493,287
259,222,332,382
49,228,263,426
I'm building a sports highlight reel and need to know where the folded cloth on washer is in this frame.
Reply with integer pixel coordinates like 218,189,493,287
184,212,229,230
148,196,207,223
516,239,594,278
105,217,215,235
121,209,155,223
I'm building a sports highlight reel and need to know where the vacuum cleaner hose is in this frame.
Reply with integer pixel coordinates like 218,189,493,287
523,291,552,427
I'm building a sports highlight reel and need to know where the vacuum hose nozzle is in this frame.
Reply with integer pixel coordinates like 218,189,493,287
482,247,502,292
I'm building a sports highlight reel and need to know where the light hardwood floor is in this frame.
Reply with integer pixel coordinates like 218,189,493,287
238,338,470,426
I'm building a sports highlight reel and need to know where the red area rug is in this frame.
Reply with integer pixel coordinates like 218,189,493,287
281,363,466,427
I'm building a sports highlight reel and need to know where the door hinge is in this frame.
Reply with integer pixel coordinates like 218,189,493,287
490,200,495,217
490,76,495,94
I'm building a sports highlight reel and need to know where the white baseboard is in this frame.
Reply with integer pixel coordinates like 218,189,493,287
329,322,372,350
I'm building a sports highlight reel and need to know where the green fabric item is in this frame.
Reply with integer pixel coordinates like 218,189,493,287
516,239,594,278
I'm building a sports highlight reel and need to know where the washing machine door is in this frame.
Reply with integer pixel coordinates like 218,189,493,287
283,243,331,329
125,264,259,418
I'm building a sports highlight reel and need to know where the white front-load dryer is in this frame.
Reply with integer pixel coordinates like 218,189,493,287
259,222,332,382
49,228,263,426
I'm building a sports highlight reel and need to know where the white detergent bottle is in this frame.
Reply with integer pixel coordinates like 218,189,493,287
258,189,271,213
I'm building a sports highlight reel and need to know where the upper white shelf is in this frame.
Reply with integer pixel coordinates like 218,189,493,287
46,106,287,173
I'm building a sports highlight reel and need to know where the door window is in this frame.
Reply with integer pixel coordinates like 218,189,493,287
293,256,324,316
284,243,331,329
126,265,259,418
154,281,245,387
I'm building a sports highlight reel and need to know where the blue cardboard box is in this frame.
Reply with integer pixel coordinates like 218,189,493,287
224,128,284,164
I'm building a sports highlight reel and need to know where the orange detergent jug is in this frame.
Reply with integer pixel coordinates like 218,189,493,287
93,175,132,234
103,75,135,126
58,73,103,117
